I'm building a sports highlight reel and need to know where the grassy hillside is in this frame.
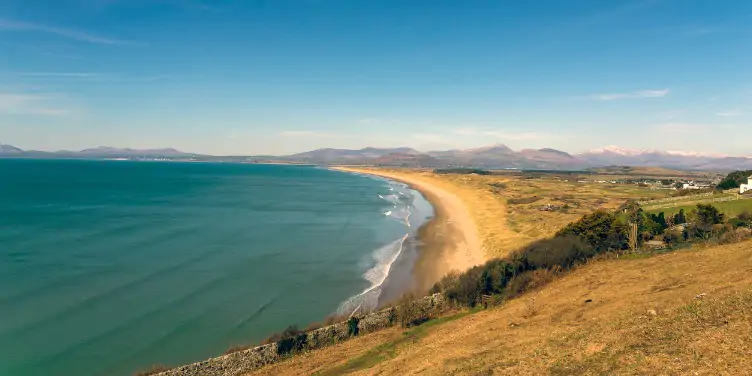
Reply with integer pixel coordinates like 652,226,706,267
247,240,752,375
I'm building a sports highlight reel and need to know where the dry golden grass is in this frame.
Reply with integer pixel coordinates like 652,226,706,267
248,239,752,376
367,169,665,258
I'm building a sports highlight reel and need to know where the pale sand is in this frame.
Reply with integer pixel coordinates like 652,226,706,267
332,167,486,288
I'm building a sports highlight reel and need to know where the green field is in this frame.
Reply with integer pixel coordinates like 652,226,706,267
645,198,752,217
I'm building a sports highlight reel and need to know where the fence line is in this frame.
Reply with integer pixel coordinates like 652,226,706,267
642,195,751,211
638,192,716,206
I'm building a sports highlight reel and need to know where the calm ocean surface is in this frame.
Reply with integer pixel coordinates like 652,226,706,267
0,159,431,376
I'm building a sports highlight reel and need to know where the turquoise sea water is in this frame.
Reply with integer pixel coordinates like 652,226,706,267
0,159,431,376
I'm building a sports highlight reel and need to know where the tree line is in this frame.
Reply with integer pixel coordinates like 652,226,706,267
430,202,752,308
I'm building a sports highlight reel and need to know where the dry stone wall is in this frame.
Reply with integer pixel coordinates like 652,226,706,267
157,294,445,376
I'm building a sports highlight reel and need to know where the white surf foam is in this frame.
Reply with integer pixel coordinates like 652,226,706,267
337,234,409,315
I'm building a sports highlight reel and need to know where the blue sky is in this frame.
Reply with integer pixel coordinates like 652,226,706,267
1,0,750,155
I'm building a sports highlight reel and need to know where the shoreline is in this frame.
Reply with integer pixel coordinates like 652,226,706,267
331,167,486,299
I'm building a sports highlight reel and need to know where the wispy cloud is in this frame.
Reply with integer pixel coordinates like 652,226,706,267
20,72,105,77
18,44,82,59
452,128,562,141
584,89,670,101
0,18,140,45
0,92,74,117
91,0,220,12
716,109,742,117
279,130,342,138
411,133,454,145
656,122,742,133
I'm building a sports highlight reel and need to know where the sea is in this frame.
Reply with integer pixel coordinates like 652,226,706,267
0,159,432,376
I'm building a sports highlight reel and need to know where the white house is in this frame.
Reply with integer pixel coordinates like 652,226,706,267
682,182,701,190
740,176,752,194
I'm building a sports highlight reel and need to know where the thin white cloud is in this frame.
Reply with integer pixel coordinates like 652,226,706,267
97,0,219,12
716,109,742,117
0,18,140,45
20,72,105,77
451,128,480,136
279,130,342,138
18,44,82,59
656,122,743,133
411,133,454,145
0,92,73,117
585,89,670,101
452,128,561,141
484,131,560,141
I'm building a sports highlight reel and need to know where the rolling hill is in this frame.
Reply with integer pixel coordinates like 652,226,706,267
4,142,752,170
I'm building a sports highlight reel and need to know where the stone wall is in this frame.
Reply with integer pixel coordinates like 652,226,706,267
157,294,446,376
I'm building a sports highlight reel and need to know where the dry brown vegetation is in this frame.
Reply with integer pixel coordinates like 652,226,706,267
367,169,665,258
133,364,171,376
246,239,752,376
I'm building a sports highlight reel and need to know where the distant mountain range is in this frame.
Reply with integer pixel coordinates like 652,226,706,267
3,142,752,171
0,144,199,160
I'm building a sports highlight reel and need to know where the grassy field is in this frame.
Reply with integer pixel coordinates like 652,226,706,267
248,240,752,375
645,197,752,217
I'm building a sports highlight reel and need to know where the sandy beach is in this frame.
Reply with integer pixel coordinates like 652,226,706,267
332,167,486,294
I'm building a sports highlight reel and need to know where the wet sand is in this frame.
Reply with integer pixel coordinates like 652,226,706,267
331,167,485,298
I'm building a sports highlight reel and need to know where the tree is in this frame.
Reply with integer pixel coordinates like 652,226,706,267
717,170,752,190
689,204,725,239
729,211,752,228
695,204,724,226
673,209,687,225
646,212,668,235
663,229,682,245
556,210,630,253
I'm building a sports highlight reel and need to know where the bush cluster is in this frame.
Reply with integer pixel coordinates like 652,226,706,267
717,170,752,190
262,325,307,355
432,202,752,309
431,209,630,307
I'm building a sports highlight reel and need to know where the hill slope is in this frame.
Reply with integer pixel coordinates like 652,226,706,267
248,240,752,375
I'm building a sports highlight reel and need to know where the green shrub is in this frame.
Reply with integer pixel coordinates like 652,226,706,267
347,316,360,337
504,268,560,299
394,294,432,327
717,170,752,190
729,211,752,228
663,229,682,245
520,235,594,269
263,325,307,355
556,209,629,253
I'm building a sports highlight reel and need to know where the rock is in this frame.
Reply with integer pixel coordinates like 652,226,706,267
647,309,657,316
695,293,707,300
